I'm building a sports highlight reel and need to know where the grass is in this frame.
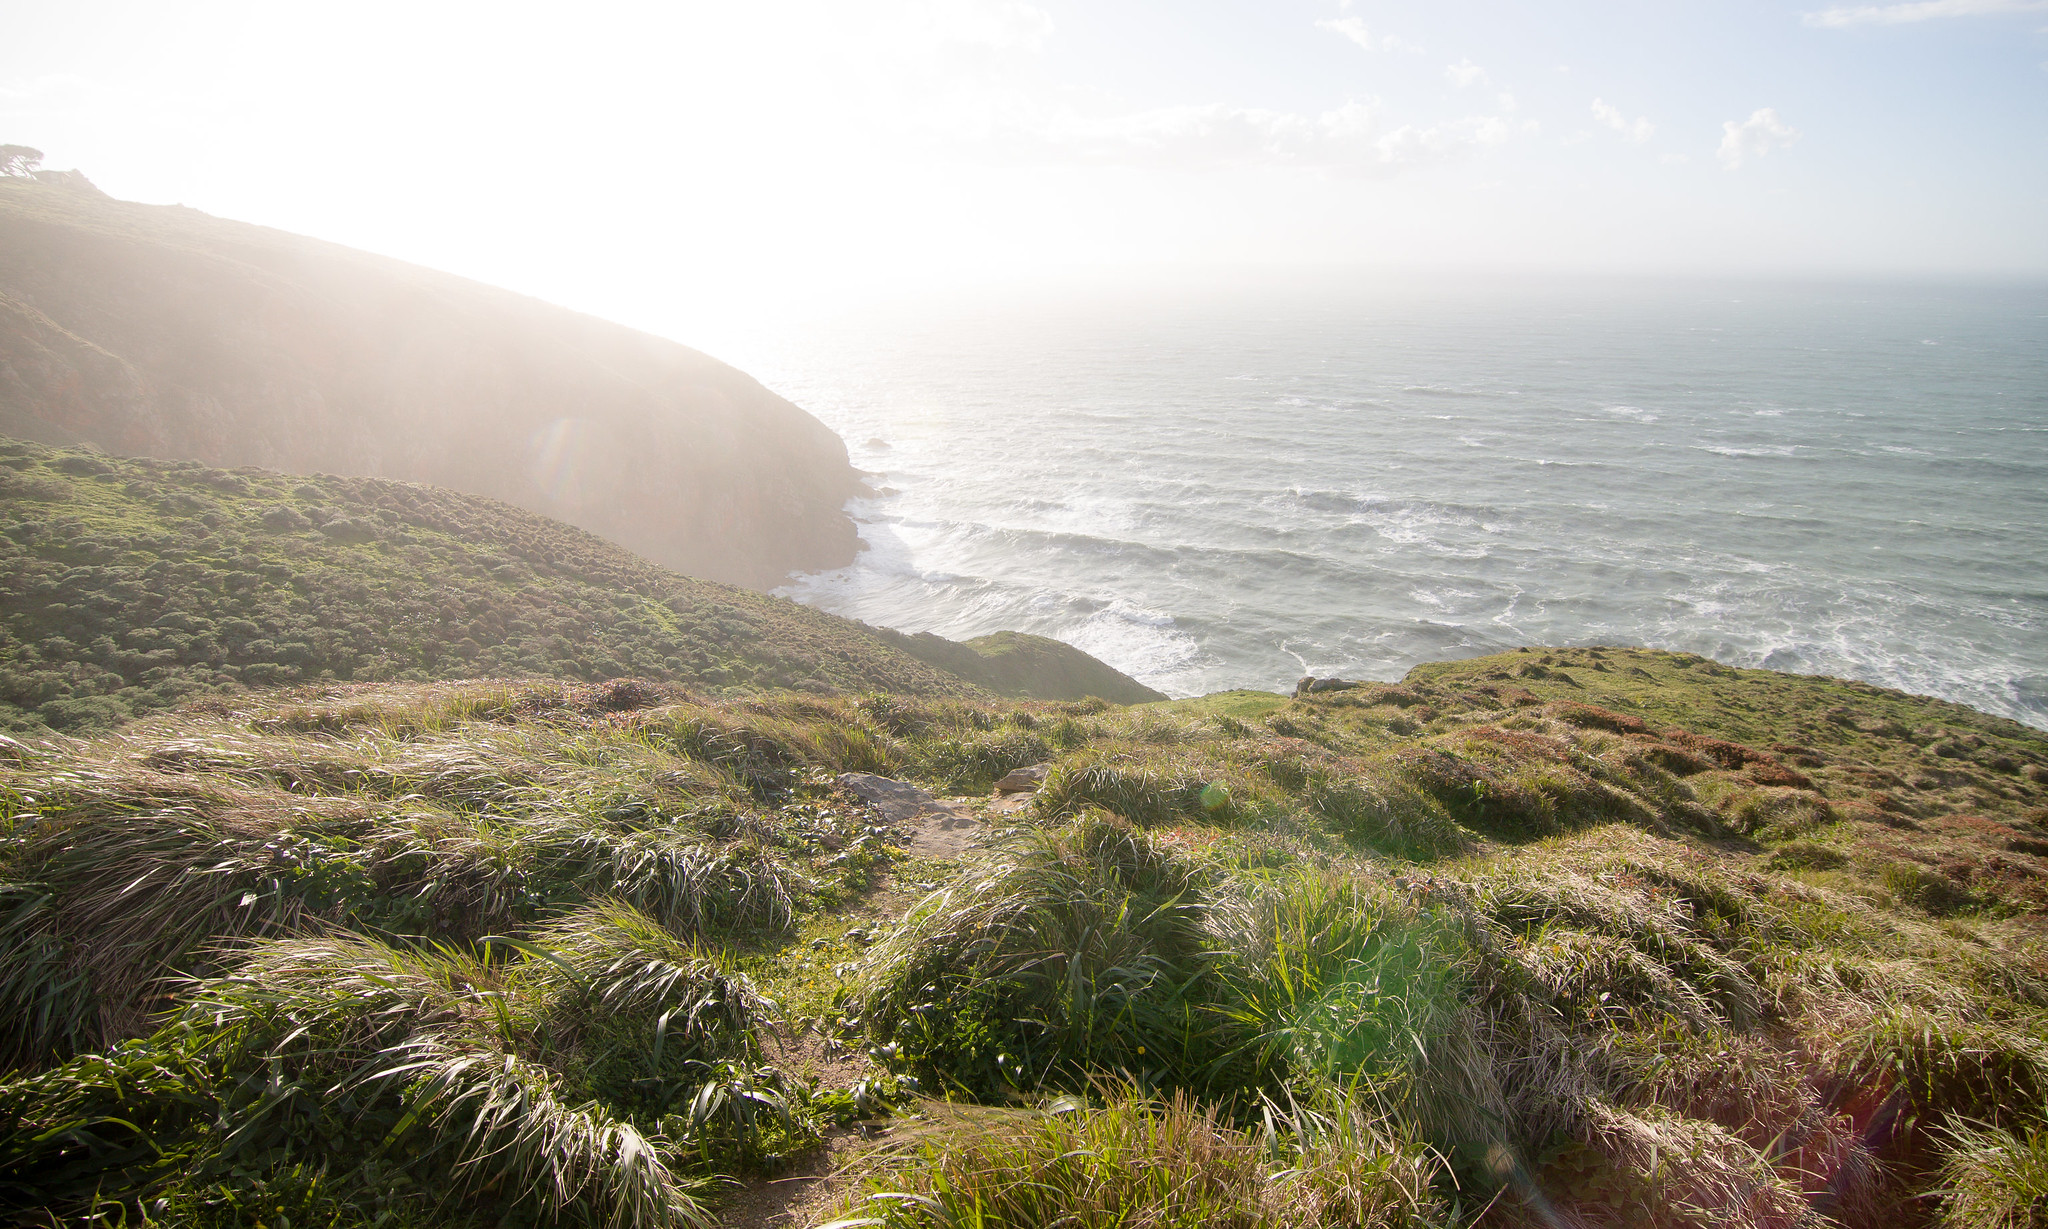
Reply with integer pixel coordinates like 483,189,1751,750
0,436,1155,735
0,649,2043,1226
848,815,1224,1098
1937,1117,2048,1228
829,1086,1448,1228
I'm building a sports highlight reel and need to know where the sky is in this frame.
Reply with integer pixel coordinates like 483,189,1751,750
3,1,2046,342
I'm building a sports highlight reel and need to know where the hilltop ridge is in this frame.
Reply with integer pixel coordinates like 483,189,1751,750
0,177,858,588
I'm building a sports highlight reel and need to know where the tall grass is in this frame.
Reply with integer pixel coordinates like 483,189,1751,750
835,1086,1447,1229
850,815,1228,1096
1938,1117,2048,1229
5,664,2046,1223
1211,870,1507,1160
378,1035,714,1229
0,883,95,1068
1,916,734,1226
543,824,800,936
525,898,769,1063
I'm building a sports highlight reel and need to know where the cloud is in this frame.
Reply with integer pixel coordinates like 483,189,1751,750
1717,108,1800,169
1591,98,1654,143
976,96,1523,174
1803,0,2048,25
1315,16,1420,53
1444,58,1489,87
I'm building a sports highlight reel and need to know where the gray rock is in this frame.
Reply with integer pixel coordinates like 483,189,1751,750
836,772,981,857
993,763,1050,793
1292,676,1363,698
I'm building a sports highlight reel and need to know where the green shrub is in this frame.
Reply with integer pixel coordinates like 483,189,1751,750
849,816,1225,1096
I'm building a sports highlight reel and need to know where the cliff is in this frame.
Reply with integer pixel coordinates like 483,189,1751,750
0,177,860,588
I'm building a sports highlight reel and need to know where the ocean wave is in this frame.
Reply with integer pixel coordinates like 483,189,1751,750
1690,444,1807,459
1401,384,1490,398
764,278,2048,726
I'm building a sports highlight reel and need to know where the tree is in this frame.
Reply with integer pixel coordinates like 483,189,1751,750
0,145,44,177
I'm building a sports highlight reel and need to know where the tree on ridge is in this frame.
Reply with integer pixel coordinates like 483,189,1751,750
0,145,43,177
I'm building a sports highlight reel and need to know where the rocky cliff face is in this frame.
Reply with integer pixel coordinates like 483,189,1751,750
0,178,862,588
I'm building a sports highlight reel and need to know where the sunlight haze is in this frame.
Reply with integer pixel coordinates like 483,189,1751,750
5,1,2046,346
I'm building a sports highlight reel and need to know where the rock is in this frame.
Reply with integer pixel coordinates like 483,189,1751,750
837,772,981,857
993,763,1050,793
1293,676,1362,698
839,773,942,823
990,792,1037,816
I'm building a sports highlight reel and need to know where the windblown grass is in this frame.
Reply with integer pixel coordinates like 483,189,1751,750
849,814,1227,1097
3,648,2046,1226
1938,1116,2048,1228
833,1086,1448,1229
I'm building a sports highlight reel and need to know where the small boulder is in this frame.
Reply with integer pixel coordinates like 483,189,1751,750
994,763,1050,793
1293,676,1362,698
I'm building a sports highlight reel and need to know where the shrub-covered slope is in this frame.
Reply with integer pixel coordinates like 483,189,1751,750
880,627,1169,705
0,437,1015,731
3,656,2045,1228
0,176,858,588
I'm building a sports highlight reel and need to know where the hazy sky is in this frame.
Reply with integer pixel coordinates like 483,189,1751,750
5,1,2046,340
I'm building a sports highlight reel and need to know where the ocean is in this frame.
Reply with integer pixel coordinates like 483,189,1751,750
715,274,2048,728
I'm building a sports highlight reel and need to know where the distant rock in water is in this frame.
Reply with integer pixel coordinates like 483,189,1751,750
0,177,860,588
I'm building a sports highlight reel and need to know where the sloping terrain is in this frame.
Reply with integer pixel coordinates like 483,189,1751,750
2,649,2044,1227
0,438,1157,732
0,177,858,587
880,627,1168,705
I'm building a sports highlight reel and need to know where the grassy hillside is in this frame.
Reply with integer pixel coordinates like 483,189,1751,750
3,649,2044,1227
0,177,858,588
881,628,1169,705
0,437,989,733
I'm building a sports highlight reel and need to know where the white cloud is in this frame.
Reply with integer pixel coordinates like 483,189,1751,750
1591,98,1654,143
1444,58,1489,87
978,96,1522,174
1804,0,2048,25
1314,16,1419,53
1717,108,1800,169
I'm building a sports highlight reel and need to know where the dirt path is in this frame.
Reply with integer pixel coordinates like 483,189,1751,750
715,771,1048,1227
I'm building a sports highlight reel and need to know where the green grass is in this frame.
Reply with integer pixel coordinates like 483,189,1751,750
0,650,2043,1226
0,435,989,733
829,1086,1448,1228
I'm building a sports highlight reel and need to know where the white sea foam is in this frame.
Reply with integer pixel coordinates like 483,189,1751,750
745,276,2048,723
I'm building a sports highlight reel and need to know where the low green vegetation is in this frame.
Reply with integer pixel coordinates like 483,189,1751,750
1,646,2045,1226
0,437,1154,735
879,628,1169,705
